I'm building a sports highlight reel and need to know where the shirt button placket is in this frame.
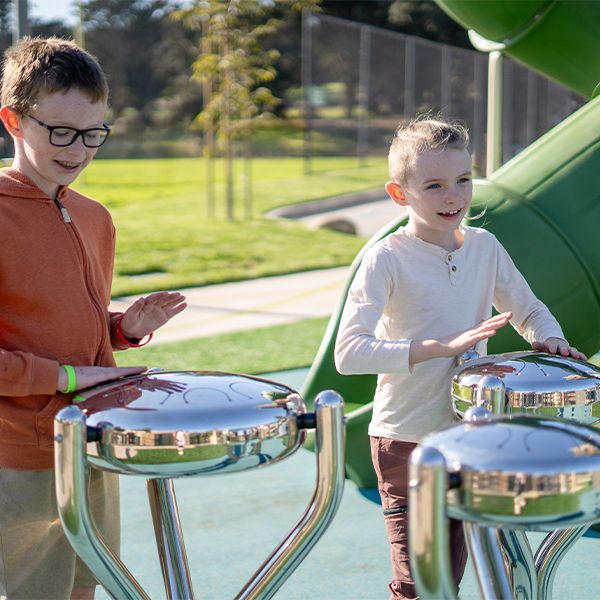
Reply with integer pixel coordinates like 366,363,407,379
446,253,458,284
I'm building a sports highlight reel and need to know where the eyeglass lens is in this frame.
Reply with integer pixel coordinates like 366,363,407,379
50,127,109,147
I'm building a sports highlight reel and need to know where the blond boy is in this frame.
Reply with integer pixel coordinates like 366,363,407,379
335,118,584,599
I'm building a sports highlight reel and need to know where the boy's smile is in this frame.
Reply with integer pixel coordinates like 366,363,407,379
386,147,472,251
5,88,107,198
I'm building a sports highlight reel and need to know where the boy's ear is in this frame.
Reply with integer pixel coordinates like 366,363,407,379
385,181,409,207
0,106,23,139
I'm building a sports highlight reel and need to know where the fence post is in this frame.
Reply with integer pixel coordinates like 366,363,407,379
357,25,371,167
302,8,314,175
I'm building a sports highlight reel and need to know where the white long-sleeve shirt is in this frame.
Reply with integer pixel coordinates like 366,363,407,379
334,225,564,442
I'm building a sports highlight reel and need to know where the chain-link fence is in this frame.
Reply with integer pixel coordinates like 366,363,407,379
299,13,584,175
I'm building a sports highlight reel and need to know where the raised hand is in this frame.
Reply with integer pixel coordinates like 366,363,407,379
120,292,187,339
409,312,512,367
531,337,587,361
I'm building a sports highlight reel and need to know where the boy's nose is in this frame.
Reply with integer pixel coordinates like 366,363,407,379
64,136,88,154
444,189,460,203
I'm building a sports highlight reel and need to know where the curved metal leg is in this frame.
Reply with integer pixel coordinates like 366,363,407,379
235,390,345,600
464,524,514,600
534,526,589,600
408,446,457,600
54,405,149,600
147,478,195,600
497,529,537,600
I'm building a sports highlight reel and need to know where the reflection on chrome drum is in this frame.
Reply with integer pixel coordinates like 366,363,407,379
409,410,600,600
54,371,345,600
429,352,600,600
451,351,600,422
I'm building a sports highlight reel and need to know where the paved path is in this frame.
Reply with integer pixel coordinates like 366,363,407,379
110,266,351,344
110,198,405,345
300,198,404,237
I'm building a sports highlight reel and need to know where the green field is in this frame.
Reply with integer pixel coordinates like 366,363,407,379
74,156,387,297
116,316,329,375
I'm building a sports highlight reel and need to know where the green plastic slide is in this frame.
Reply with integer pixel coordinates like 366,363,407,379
301,0,600,489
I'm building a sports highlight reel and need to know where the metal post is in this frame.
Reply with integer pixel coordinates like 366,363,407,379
486,50,503,174
499,529,537,600
463,523,515,600
441,45,451,115
472,54,486,176
54,406,149,600
357,25,371,167
403,38,415,117
535,526,589,600
12,0,29,43
235,390,345,600
147,479,195,600
301,8,314,175
408,446,457,600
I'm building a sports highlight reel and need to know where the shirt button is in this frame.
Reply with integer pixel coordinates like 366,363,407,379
451,265,457,272
447,254,453,262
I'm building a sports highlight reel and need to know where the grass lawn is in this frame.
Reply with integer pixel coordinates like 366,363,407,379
73,156,387,297
115,317,329,375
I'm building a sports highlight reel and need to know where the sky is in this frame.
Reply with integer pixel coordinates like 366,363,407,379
29,0,79,26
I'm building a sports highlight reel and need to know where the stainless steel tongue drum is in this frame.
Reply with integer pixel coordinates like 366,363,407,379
54,370,345,600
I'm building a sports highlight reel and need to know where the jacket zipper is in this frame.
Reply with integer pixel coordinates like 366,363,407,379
52,199,109,360
53,196,72,223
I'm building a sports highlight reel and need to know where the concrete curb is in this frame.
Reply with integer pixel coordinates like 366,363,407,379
266,188,384,219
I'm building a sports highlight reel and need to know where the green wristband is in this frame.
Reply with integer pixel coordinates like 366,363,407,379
72,395,86,403
61,365,77,394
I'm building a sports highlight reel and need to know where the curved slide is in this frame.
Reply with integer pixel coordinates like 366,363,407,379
301,0,600,489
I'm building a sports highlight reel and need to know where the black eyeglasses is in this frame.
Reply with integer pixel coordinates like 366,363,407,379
26,114,111,148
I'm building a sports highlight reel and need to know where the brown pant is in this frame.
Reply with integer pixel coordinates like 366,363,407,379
370,436,467,600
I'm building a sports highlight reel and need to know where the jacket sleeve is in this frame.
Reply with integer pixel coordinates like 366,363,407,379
0,348,59,396
334,248,411,375
493,238,565,344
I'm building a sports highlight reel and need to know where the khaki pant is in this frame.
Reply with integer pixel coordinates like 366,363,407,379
370,436,467,600
0,467,120,600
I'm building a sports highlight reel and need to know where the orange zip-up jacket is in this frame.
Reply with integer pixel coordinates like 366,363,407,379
0,168,127,469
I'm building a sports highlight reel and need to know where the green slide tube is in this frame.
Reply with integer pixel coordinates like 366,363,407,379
301,1,600,489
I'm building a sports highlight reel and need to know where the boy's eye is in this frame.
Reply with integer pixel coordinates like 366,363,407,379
458,177,471,184
426,183,441,190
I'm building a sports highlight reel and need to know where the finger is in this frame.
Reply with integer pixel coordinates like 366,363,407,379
483,313,511,327
531,341,544,352
165,302,187,317
569,347,587,361
146,292,185,305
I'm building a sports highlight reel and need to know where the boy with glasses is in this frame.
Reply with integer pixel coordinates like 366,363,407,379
0,37,186,599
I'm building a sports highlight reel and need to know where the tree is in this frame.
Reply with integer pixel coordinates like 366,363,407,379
81,0,198,124
174,0,288,220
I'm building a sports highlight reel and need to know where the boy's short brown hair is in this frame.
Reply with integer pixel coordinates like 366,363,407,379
1,36,108,114
388,117,469,185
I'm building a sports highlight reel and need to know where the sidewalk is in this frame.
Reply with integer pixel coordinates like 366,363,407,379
109,266,350,344
109,194,404,345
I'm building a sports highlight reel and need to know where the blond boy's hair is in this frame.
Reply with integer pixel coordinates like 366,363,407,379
388,117,469,185
1,36,108,114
